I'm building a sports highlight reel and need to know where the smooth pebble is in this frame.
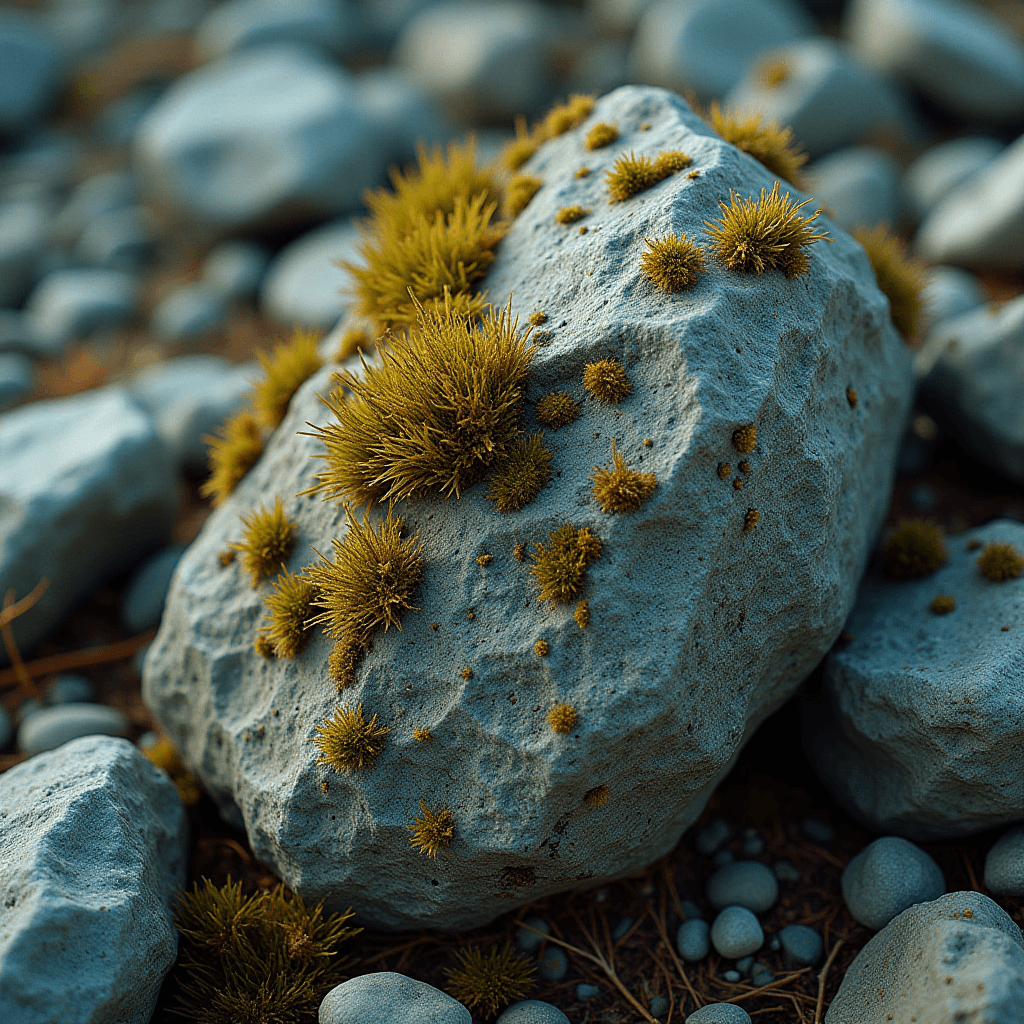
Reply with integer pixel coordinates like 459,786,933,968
319,972,471,1024
497,1000,571,1024
773,860,801,882
984,827,1024,896
778,924,823,964
711,906,763,959
45,673,96,705
202,239,270,300
695,818,731,856
722,970,741,982
750,963,774,987
649,996,669,1018
516,916,549,952
677,918,710,962
707,861,778,913
538,945,568,981
150,285,228,344
685,1002,752,1024
735,955,753,974
17,702,131,756
575,983,601,1001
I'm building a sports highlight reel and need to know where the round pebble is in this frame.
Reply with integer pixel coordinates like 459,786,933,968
984,826,1024,895
722,970,741,982
649,996,669,1018
773,860,801,883
150,285,228,344
576,983,601,1001
735,956,753,974
677,918,710,961
538,945,568,981
707,861,779,913
319,972,470,1024
516,916,549,952
17,702,131,755
136,730,160,750
741,833,765,856
202,239,270,299
769,936,781,952
0,703,12,749
778,924,823,965
841,836,945,930
497,1000,570,1024
612,916,634,941
750,963,774,987
45,673,96,705
695,818,731,855
685,1002,752,1024
15,698,43,725
711,906,763,959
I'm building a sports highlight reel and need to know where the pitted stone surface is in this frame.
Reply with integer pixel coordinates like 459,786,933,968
143,85,914,930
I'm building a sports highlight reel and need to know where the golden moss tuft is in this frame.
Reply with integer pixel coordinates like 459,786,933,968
548,702,578,733
705,181,829,278
529,311,547,326
257,567,317,659
605,150,691,203
476,554,492,567
743,508,761,532
254,633,275,659
584,784,608,806
556,204,590,225
575,166,591,178
327,635,364,690
732,424,757,453
252,328,323,429
530,524,602,604
977,542,1024,582
501,95,595,171
314,703,390,773
200,411,264,506
513,543,526,562
846,387,859,408
930,594,956,615
502,118,541,171
591,440,657,513
534,639,550,657
853,225,927,344
335,328,370,363
505,173,542,218
583,358,631,404
640,232,705,292
310,295,533,505
707,102,807,187
757,56,792,89
879,520,947,578
535,391,580,430
233,497,297,586
413,727,432,742
486,433,552,512
219,548,236,567
408,800,454,858
574,598,590,629
585,122,619,149
446,945,535,1018
655,150,693,175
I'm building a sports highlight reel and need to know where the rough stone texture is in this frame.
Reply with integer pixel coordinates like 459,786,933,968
803,518,1024,840
497,1002,571,1024
0,735,188,1024
319,973,471,1024
841,837,944,930
0,387,177,658
686,1003,751,1024
824,891,1024,1024
143,85,915,930
986,828,1024,897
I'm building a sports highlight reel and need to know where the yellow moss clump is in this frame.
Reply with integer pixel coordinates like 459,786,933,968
548,702,578,734
257,567,317,659
535,391,580,430
534,639,550,657
529,311,547,325
530,524,602,604
408,800,454,858
930,594,956,615
486,433,552,512
574,598,590,629
413,727,432,742
743,508,761,532
705,181,829,278
143,739,201,806
335,328,370,362
252,328,323,429
504,173,543,219
583,358,631,403
591,440,657,513
501,95,596,171
640,233,705,292
232,497,297,586
309,295,533,505
254,633,274,659
446,945,535,1018
707,102,807,187
605,150,692,203
732,424,757,453
585,122,619,149
977,542,1024,582
575,166,591,178
879,520,947,578
757,56,792,89
584,784,608,806
314,703,390,773
556,205,590,224
200,411,264,506
854,225,927,344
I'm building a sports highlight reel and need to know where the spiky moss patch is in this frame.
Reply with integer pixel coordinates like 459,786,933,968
574,598,590,629
879,520,947,578
200,410,264,506
535,639,550,656
757,56,792,89
548,702,578,733
252,328,323,429
732,424,757,453
413,727,431,742
640,233,705,292
605,150,692,203
335,328,370,363
556,204,590,225
314,703,390,772
930,594,956,615
583,358,631,404
535,391,580,430
854,225,927,345
446,944,535,1017
505,173,542,218
257,567,317,659
584,784,608,806
501,94,596,171
232,497,297,586
591,440,657,513
978,542,1024,582
705,182,829,278
575,166,591,178
530,524,602,604
707,102,807,187
171,878,358,1024
254,633,274,659
486,433,552,512
408,800,454,858
529,311,547,325
586,122,619,149
743,508,761,532
310,296,533,506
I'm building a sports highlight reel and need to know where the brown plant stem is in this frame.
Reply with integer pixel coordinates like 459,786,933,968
0,629,156,688
814,938,844,1024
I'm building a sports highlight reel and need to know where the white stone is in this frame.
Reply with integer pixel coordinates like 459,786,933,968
711,907,763,958
352,68,447,167
121,545,187,633
260,218,361,331
143,85,914,930
202,239,271,300
0,200,50,307
0,12,65,133
986,827,1024,897
0,352,35,412
725,38,909,160
905,137,1003,219
0,735,187,1023
706,861,778,913
135,43,379,227
150,284,229,344
319,973,471,1024
629,0,812,102
844,0,1024,122
24,268,139,357
919,266,986,334
51,171,138,245
915,133,1024,270
806,146,901,232
129,354,256,469
919,297,1024,481
75,206,155,272
824,892,1024,1024
804,519,1024,839
0,387,177,657
16,702,131,755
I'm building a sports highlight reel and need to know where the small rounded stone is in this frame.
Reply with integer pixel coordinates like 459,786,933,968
711,906,763,959
695,818,731,855
17,703,131,756
679,899,703,920
497,1000,571,1024
576,983,601,1001
650,996,669,1018
677,918,710,961
538,945,568,981
778,924,823,965
45,673,96,705
685,1002,752,1024
722,970,741,982
773,860,801,882
516,916,549,952
612,916,634,941
707,861,779,913
984,827,1024,895
750,963,774,987
320,972,470,1024
735,955,754,974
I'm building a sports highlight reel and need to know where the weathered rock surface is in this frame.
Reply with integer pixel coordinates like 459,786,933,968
804,518,1024,840
986,827,1024,897
143,85,915,930
319,972,471,1024
824,891,1024,1024
0,735,188,1023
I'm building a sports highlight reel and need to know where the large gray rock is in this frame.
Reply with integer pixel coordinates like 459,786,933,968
135,43,379,227
825,892,1024,1024
0,13,65,134
804,518,1024,840
919,295,1024,482
0,387,177,658
0,735,188,1024
319,973,471,1024
905,137,1003,220
143,84,915,930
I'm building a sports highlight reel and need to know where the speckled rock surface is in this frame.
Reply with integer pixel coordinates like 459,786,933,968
986,827,1024,897
824,892,1024,1024
143,85,914,930
319,972,471,1024
803,518,1024,840
0,735,188,1024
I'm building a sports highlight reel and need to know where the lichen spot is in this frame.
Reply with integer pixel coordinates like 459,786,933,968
556,205,590,225
548,703,578,734
758,56,792,88
978,542,1024,582
574,598,590,629
847,387,859,408
529,310,547,326
414,727,432,742
461,667,473,680
732,424,757,453
476,554,493,566
584,784,609,806
513,543,526,562
743,509,761,532
717,462,731,480
253,633,275,659
535,639,550,657
585,122,619,150
930,595,956,615
583,358,631,404
880,521,947,578
575,166,591,178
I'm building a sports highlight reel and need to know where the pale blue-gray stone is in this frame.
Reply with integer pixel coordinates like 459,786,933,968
649,995,669,1018
686,1002,751,1024
984,827,1024,896
711,907,763,958
0,352,35,411
121,545,187,633
538,945,568,981
150,284,229,344
905,137,1003,219
806,146,901,232
319,972,470,1024
576,983,600,1000
52,171,137,245
0,200,50,307
779,924,822,964
45,674,95,705
497,1001,570,1024
750,963,773,987
695,818,731,855
678,918,710,961
202,239,270,300
841,837,944,930
17,702,130,755
75,206,155,272
707,861,778,913
516,916,549,952
919,266,986,334
0,12,65,132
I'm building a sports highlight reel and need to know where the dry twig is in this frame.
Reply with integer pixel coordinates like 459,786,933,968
814,938,844,1024
1,584,49,700
0,628,156,688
